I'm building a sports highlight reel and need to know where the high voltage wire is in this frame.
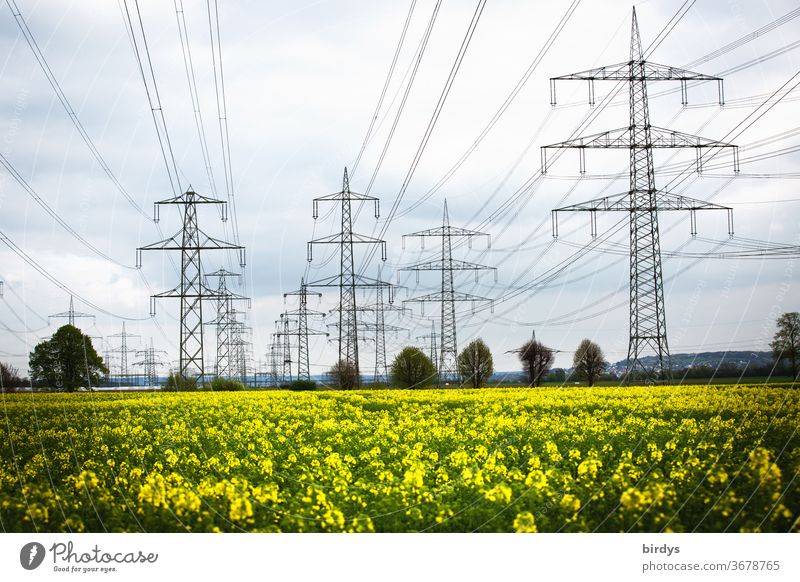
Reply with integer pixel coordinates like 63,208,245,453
360,0,487,274
351,0,418,177
5,0,151,221
0,230,151,321
121,0,183,196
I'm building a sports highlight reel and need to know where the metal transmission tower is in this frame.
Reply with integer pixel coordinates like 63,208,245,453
137,189,244,383
227,310,251,383
307,167,389,387
401,201,495,382
283,279,327,381
204,268,248,378
416,320,439,373
49,296,94,329
544,8,739,380
134,339,168,387
278,314,293,384
267,332,282,386
109,322,140,387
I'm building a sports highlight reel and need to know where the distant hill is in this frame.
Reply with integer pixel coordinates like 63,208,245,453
610,350,774,373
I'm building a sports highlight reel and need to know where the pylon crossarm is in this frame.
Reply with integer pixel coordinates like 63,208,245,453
550,61,723,106
551,61,721,82
404,291,492,303
541,126,738,174
555,190,732,212
400,258,495,272
308,234,386,261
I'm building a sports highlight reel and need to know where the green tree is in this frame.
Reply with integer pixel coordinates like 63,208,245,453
518,340,555,386
29,325,108,391
572,339,606,387
771,312,800,379
457,338,494,388
390,347,436,388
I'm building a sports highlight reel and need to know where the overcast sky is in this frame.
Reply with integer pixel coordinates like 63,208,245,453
0,0,798,379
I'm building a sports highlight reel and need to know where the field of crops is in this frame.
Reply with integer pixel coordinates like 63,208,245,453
1,385,798,532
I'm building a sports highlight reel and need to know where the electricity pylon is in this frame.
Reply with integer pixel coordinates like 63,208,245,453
109,322,139,387
137,189,244,383
204,267,248,378
283,279,327,381
416,320,438,373
228,310,251,383
544,8,738,381
401,201,495,383
134,339,168,387
49,296,94,329
306,167,389,388
267,329,282,386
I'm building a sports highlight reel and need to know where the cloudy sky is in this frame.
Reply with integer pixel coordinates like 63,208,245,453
0,0,798,379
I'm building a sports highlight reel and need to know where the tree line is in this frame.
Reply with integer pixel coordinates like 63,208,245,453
1,311,798,392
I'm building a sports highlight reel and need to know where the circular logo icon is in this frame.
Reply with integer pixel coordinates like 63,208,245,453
20,542,46,570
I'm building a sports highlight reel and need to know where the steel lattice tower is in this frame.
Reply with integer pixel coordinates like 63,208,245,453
204,268,248,378
109,322,140,387
416,320,438,373
283,278,327,381
134,339,168,387
137,189,244,383
544,9,738,381
307,168,388,388
402,201,495,382
49,296,94,329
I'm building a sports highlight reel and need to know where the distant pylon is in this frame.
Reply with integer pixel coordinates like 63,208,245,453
109,322,140,387
134,339,168,387
417,320,439,373
49,296,94,329
204,267,248,378
137,189,244,384
401,201,495,383
306,168,389,388
283,278,327,381
544,8,738,380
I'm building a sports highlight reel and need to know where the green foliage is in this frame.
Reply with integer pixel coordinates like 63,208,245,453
28,325,107,391
210,377,246,391
328,360,359,390
771,312,799,379
287,379,317,391
572,339,607,387
390,347,436,388
163,373,198,392
457,338,494,388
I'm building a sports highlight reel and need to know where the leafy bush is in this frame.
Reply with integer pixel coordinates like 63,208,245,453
210,377,246,391
163,373,198,392
391,347,436,388
287,379,317,391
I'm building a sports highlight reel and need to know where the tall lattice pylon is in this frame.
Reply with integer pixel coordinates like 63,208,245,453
134,339,168,387
283,278,327,381
544,8,738,381
416,320,439,373
137,189,244,383
204,268,248,378
401,201,495,383
49,296,94,329
307,168,388,388
109,322,140,387
267,329,282,386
